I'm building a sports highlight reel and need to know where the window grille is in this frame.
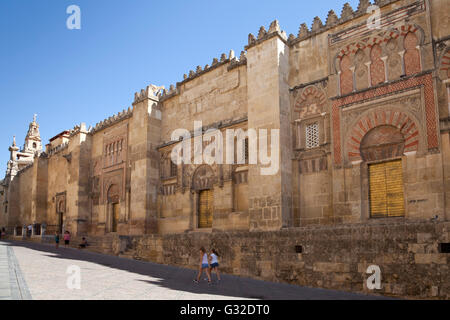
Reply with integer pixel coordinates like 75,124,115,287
244,138,249,164
305,123,319,149
170,161,177,177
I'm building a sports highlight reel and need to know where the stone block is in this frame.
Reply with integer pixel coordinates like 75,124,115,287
313,262,350,273
414,254,446,264
408,243,426,254
417,233,432,243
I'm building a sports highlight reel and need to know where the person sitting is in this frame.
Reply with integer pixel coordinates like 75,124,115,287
78,237,88,249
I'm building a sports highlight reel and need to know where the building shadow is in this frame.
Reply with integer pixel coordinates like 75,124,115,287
1,240,391,300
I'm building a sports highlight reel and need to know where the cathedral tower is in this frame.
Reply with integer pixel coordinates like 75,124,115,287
23,114,42,155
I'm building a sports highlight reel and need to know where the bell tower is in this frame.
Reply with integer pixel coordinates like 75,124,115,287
23,114,42,155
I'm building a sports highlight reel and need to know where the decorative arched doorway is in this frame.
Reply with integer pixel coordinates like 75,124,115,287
107,184,120,233
192,165,215,229
361,125,406,218
198,190,213,228
57,198,65,234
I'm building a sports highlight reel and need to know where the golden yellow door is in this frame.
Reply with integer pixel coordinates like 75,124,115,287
369,160,405,218
112,203,120,232
198,190,213,228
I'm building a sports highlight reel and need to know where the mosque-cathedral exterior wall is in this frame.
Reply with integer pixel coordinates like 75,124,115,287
1,0,449,298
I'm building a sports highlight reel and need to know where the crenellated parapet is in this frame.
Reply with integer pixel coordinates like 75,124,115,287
159,49,246,102
133,85,165,104
91,107,133,134
159,84,178,101
68,123,91,138
228,50,247,70
246,20,288,50
288,0,400,45
47,142,69,157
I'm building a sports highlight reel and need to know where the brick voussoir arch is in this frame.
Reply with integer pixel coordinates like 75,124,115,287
298,85,327,104
332,73,438,166
438,47,450,81
345,109,420,162
294,85,327,117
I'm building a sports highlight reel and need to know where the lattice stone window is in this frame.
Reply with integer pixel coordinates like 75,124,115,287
244,138,249,164
170,161,177,177
305,123,319,149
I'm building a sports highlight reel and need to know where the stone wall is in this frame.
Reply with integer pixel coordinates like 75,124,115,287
156,55,249,234
160,61,248,143
111,221,449,299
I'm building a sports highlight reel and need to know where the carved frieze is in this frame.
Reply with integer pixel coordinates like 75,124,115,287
294,85,327,119
102,170,124,204
192,165,215,190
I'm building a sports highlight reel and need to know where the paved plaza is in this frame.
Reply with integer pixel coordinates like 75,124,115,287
0,241,31,300
0,240,387,300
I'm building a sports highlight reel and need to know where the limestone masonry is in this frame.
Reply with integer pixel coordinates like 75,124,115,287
1,0,449,299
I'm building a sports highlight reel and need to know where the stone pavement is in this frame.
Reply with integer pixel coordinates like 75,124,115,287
0,240,390,300
0,242,32,300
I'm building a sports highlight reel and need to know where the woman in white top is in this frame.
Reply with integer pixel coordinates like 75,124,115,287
209,249,221,282
194,247,212,284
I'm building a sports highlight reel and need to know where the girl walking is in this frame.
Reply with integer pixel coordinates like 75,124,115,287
209,249,221,282
63,231,71,247
194,247,212,285
55,232,60,249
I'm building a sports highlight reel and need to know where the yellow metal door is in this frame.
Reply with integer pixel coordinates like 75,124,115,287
369,160,405,218
199,190,213,228
385,160,405,217
112,203,120,232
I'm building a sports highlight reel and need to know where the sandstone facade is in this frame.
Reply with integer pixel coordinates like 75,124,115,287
1,0,449,299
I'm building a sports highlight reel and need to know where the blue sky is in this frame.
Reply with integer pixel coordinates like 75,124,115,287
0,0,359,173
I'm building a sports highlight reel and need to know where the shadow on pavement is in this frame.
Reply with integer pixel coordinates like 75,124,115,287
2,240,392,300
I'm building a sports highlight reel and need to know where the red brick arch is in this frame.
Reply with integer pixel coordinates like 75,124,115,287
399,24,420,38
438,49,450,80
336,41,368,60
298,85,327,103
294,85,327,118
346,110,420,162
334,24,420,76
366,36,384,48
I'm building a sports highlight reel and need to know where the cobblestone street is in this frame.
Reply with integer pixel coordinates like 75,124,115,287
0,240,388,300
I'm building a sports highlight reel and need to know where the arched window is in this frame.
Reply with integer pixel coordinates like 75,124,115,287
354,49,368,90
370,44,385,85
340,55,353,95
404,32,421,76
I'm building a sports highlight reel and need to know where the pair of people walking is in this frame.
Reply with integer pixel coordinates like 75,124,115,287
194,247,221,285
55,230,71,248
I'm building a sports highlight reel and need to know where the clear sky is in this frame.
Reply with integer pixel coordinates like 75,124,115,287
0,0,359,174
